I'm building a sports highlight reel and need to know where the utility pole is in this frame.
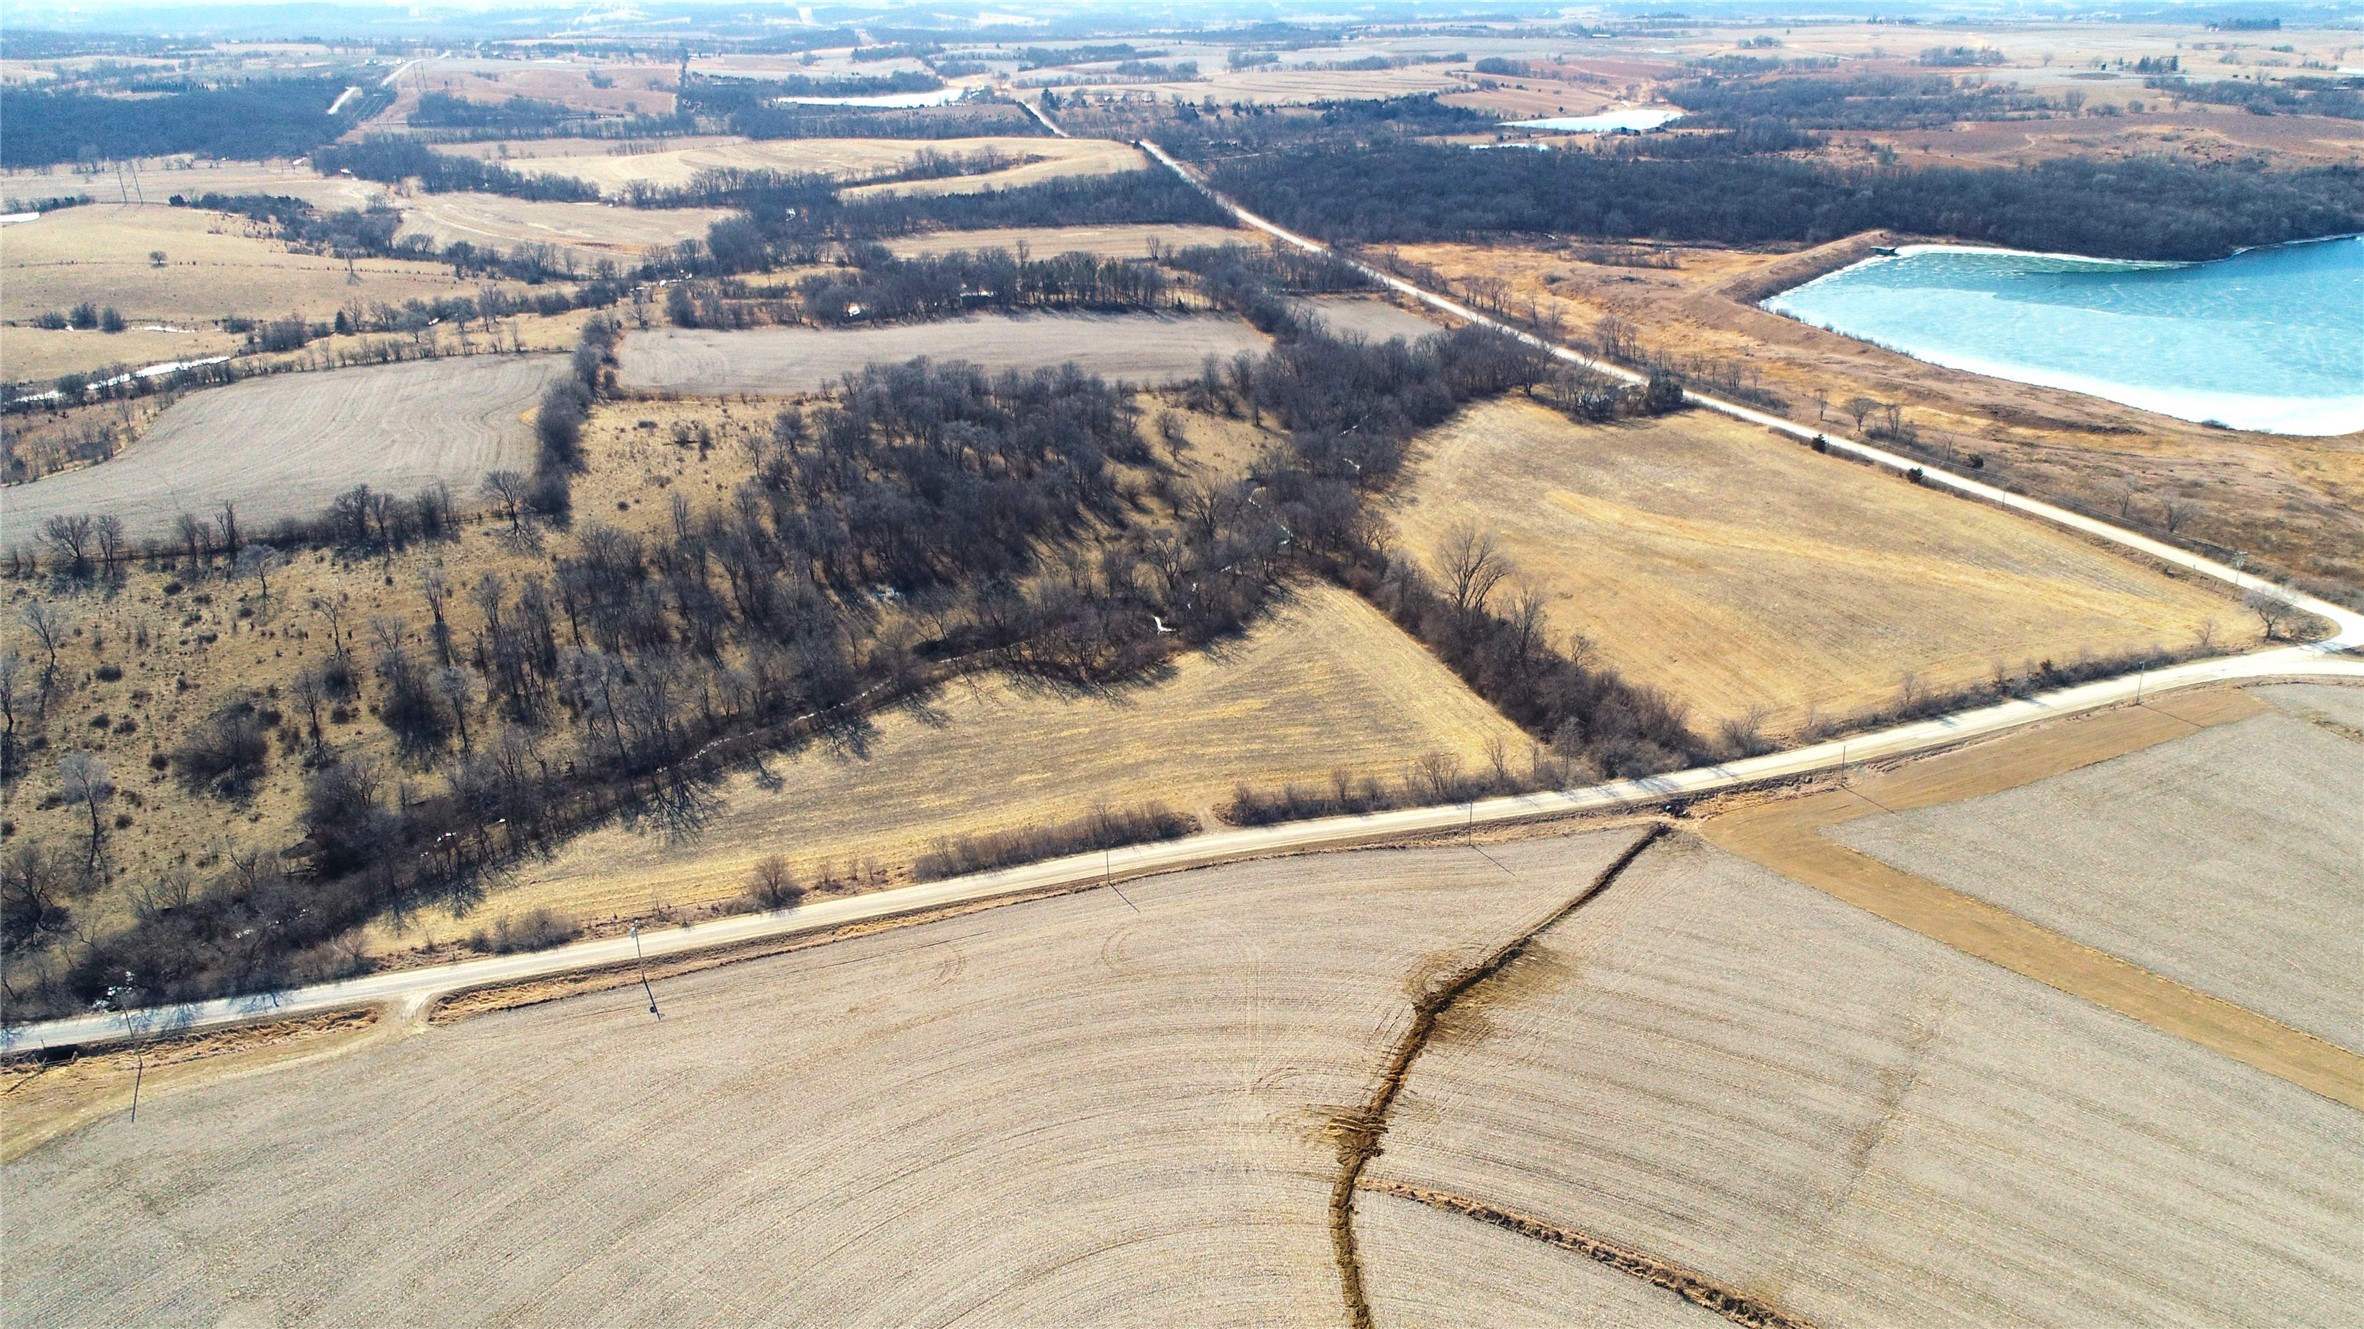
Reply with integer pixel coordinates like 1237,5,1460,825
630,923,659,1016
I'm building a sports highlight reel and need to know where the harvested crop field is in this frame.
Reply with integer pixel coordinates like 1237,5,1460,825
0,323,243,387
2,830,1647,1326
3,356,566,539
0,204,519,342
1834,708,2364,1049
1296,295,1447,344
882,222,1243,260
374,583,1528,944
393,194,734,265
1365,833,2364,1328
1355,1188,1727,1328
436,135,1130,194
617,313,1269,395
1390,399,2243,733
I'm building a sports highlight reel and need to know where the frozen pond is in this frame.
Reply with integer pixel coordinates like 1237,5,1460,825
1765,237,2364,436
1506,108,1682,133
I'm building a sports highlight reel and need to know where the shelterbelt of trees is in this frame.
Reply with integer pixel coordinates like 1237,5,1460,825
0,77,391,168
1198,144,2364,261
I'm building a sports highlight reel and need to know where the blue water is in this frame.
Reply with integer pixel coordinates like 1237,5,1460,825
1763,236,2364,435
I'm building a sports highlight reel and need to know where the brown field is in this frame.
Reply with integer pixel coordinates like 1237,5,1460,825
383,57,680,118
1356,1187,1727,1328
0,831,1643,1326
883,222,1245,260
392,193,735,265
1067,64,1471,106
1387,398,2243,734
438,135,1131,195
0,324,245,388
839,139,1147,199
0,159,385,215
1389,238,2364,604
1,204,529,367
1367,833,2364,1328
1296,295,1448,344
617,313,1271,395
1835,705,2364,1049
3,355,567,539
371,582,1531,949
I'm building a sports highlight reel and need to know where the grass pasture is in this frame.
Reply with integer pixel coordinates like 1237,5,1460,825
2,832,1643,1326
1,204,524,368
617,313,1270,395
1390,399,2244,734
1367,833,2364,1328
3,355,566,538
375,582,1529,946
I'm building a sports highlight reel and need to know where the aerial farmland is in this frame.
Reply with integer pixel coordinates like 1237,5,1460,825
3,6,2360,1327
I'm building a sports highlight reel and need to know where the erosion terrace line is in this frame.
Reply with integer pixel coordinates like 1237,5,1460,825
1326,824,1673,1329
9,130,2363,1053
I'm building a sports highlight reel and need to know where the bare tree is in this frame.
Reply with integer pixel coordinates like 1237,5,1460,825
311,592,353,665
174,511,211,566
92,514,125,576
1843,395,1880,432
2159,496,2195,533
291,665,330,754
18,601,68,695
480,469,530,531
418,565,454,666
2244,585,2299,641
57,751,115,870
745,854,802,909
0,655,25,782
39,514,94,578
1436,523,1512,619
236,544,284,600
215,500,241,560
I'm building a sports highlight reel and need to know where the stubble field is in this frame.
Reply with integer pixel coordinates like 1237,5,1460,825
437,135,1137,195
1835,700,2364,1049
391,194,735,266
1365,833,2364,1329
617,313,1271,395
372,582,1532,947
3,355,567,538
1388,398,2244,733
2,831,1644,1327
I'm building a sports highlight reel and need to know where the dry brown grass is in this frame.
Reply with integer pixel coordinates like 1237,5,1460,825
1389,398,2244,735
1390,238,2364,603
0,325,245,387
1,832,1641,1326
367,581,1530,950
1369,832,2364,1328
0,158,385,214
1,204,525,339
383,57,680,119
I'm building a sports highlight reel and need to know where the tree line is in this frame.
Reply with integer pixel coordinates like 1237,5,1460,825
1,77,390,168
1199,142,2364,261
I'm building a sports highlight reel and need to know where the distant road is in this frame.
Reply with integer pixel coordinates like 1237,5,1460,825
14,631,2356,1055
12,145,2360,1054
